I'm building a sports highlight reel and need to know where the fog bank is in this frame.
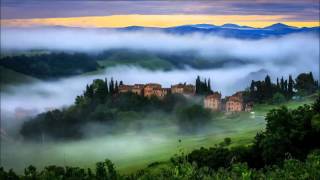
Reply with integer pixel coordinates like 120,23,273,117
1,27,319,69
1,28,319,126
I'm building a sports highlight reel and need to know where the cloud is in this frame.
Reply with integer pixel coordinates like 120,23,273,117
1,27,319,68
1,0,318,21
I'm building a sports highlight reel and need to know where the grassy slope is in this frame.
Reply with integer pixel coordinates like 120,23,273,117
97,51,173,71
118,96,316,173
0,66,39,89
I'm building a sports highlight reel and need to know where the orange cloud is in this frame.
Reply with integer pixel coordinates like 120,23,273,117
1,15,319,28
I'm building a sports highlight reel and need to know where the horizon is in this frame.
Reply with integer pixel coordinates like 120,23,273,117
1,16,319,28
1,0,319,28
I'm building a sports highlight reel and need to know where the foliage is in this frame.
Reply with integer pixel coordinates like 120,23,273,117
0,52,99,79
176,104,212,132
271,92,286,104
187,95,320,170
1,151,320,179
295,72,318,95
195,76,213,95
97,49,244,71
4,97,320,179
246,72,317,104
20,78,196,140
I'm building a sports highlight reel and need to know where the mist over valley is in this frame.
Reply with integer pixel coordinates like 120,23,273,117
0,25,319,175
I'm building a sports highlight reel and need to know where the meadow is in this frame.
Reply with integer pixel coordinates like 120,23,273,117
1,96,314,174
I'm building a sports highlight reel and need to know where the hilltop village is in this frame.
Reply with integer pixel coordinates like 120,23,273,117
118,82,253,112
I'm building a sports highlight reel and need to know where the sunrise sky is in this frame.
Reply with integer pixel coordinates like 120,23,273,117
1,0,319,28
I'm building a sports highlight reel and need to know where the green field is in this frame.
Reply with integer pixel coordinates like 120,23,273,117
117,96,316,173
1,96,315,174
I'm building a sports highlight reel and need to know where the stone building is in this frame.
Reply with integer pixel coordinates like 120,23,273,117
204,92,222,111
132,84,144,95
171,83,195,95
144,83,162,97
118,85,133,93
225,92,244,112
154,88,169,99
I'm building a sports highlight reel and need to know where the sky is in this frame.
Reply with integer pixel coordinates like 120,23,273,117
1,0,319,28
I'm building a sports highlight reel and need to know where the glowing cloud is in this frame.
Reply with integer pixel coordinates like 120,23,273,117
1,15,319,28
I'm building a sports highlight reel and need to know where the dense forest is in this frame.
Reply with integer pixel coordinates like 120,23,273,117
2,96,320,179
0,50,248,80
0,53,99,79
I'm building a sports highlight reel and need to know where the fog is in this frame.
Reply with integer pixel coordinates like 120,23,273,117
0,27,319,172
1,27,319,69
2,64,315,116
1,111,265,173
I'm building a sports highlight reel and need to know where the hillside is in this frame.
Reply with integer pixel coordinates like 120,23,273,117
0,66,39,89
118,23,320,39
96,49,248,70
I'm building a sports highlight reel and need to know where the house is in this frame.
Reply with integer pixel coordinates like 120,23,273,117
225,92,244,112
204,92,222,111
144,83,162,97
171,83,195,95
132,84,144,95
154,88,170,99
118,84,133,93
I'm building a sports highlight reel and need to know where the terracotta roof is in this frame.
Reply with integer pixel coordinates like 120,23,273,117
206,92,221,99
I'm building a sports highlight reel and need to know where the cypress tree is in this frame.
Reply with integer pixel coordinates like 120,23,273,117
280,77,285,93
288,75,294,98
284,80,288,95
204,78,207,92
109,78,114,94
115,81,119,93
84,85,94,99
195,76,200,94
208,78,212,92
105,78,109,94
250,80,256,101
265,75,272,99
276,78,280,91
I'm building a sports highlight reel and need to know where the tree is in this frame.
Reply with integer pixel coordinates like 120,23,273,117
195,76,213,95
84,85,94,99
271,92,286,104
105,78,109,94
115,80,119,93
288,75,294,98
254,102,319,165
295,72,317,95
208,78,212,91
195,76,201,94
109,78,115,94
265,75,272,99
24,165,37,179
176,105,211,132
280,77,285,93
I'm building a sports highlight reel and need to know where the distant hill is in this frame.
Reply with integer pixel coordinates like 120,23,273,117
0,66,39,89
96,49,249,70
0,53,99,80
117,23,320,39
